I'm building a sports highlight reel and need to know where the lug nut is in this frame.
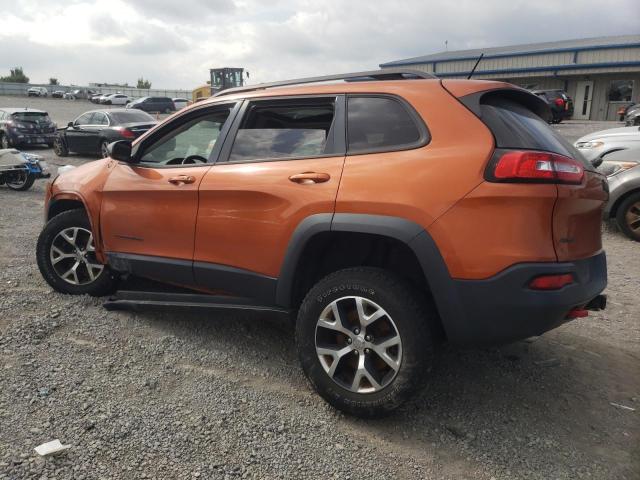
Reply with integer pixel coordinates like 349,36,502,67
347,338,352,344
353,328,360,335
365,335,372,342
364,348,370,354
354,350,359,355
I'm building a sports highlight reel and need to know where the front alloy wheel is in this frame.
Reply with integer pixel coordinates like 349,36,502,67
50,227,104,285
37,209,116,295
617,192,640,242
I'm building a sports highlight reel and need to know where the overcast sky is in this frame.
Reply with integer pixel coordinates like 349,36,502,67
0,0,638,89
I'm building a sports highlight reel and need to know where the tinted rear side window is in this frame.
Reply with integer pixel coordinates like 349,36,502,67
479,95,590,168
229,98,336,162
347,96,426,154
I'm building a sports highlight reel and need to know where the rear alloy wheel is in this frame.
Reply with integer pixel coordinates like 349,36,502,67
617,192,640,242
53,137,68,157
315,296,402,394
6,170,35,191
100,140,110,158
296,267,435,417
37,209,116,295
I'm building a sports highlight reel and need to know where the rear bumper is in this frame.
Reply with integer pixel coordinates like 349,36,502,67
444,251,607,345
8,132,56,145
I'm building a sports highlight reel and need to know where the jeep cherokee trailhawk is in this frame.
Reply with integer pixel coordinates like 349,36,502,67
37,69,608,416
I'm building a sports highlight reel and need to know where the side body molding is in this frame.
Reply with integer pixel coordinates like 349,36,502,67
275,213,464,342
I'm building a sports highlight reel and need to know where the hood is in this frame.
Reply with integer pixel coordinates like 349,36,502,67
576,126,640,143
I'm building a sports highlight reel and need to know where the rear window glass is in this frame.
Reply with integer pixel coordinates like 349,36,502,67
347,96,425,153
109,111,155,124
479,96,590,168
11,112,50,122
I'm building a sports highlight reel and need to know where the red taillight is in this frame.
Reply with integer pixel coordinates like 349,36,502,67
491,150,584,184
114,127,135,139
529,273,574,290
554,98,565,107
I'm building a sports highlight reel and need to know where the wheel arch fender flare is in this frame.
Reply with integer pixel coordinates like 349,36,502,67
48,192,106,263
275,213,466,339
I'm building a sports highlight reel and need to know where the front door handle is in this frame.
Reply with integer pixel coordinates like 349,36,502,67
288,172,331,184
168,175,196,185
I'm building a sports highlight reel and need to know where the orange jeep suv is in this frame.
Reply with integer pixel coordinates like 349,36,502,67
36,69,608,416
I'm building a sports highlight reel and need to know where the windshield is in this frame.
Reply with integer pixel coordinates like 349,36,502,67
109,111,155,124
11,112,51,123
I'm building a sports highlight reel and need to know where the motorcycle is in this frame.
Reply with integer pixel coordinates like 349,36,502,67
0,149,50,191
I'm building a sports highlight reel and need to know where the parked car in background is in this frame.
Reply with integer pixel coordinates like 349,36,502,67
37,70,608,417
0,149,49,191
64,89,97,100
27,87,48,97
172,98,190,110
89,93,104,103
597,146,640,241
54,109,157,158
51,90,65,98
624,104,639,126
575,126,640,163
126,96,175,113
101,94,132,105
531,89,573,123
93,93,111,104
0,108,57,148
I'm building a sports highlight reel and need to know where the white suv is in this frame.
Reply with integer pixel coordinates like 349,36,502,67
27,87,49,97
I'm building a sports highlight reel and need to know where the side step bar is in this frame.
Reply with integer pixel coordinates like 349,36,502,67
104,290,291,316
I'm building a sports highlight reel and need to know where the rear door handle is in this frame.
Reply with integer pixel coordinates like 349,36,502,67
168,175,196,185
288,172,331,184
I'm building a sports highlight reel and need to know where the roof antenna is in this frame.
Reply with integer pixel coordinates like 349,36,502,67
467,53,484,79
445,40,448,51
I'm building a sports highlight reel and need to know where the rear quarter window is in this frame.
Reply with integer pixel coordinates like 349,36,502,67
347,96,429,154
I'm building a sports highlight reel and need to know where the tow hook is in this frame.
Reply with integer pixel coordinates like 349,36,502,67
566,308,588,319
565,295,607,320
585,294,607,311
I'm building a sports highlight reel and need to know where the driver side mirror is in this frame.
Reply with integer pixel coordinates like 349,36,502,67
67,121,76,129
108,140,134,163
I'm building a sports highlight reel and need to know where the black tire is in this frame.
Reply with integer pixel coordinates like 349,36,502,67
36,209,117,296
1,133,11,149
6,172,35,191
296,267,435,417
616,191,640,242
53,137,69,157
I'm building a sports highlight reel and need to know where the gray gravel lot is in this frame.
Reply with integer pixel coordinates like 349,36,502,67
0,96,638,479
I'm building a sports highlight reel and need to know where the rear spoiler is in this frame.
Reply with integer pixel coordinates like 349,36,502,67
442,80,551,122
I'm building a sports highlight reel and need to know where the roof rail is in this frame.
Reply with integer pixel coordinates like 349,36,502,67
213,68,436,97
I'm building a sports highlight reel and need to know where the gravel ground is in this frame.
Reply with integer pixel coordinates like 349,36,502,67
0,97,638,479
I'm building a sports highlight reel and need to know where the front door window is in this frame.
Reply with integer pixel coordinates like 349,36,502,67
139,106,234,165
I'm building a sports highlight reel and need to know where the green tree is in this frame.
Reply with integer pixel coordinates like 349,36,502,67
0,67,29,83
49,78,59,85
137,77,152,89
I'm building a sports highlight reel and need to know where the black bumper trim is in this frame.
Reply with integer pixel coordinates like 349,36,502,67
445,252,607,345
